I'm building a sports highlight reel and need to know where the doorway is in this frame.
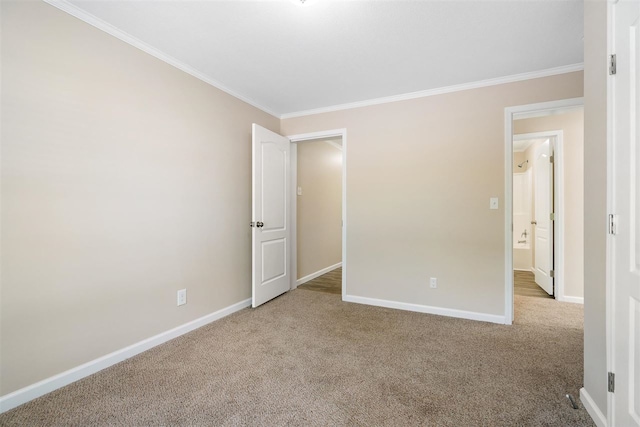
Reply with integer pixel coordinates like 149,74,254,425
503,98,584,324
512,134,556,299
291,136,343,295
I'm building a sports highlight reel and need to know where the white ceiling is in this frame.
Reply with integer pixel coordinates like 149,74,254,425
61,0,584,117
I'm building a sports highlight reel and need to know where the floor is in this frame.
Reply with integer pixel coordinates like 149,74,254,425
0,268,593,426
514,270,552,299
298,267,342,295
302,268,553,300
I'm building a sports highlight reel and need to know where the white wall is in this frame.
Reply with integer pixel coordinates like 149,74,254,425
1,0,279,396
512,169,532,271
296,141,342,279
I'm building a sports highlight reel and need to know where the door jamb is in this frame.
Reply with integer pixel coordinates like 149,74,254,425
286,129,347,301
503,97,583,324
513,130,564,300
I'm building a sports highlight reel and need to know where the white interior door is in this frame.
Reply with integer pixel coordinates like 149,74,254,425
252,124,291,308
612,2,640,425
534,139,554,295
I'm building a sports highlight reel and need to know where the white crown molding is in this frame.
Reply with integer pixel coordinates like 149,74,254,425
343,294,506,325
42,0,583,122
41,0,280,118
281,63,585,119
324,140,343,151
0,298,251,413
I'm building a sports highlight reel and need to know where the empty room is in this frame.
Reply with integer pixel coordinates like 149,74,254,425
0,0,637,426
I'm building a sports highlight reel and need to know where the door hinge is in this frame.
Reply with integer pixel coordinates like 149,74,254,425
609,54,617,75
608,372,615,393
608,214,617,235
550,270,555,278
250,221,256,228
550,212,556,221
549,155,554,164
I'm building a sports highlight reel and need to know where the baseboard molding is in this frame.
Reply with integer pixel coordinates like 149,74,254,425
296,262,342,286
560,295,584,304
580,388,607,427
513,268,533,272
343,294,506,324
0,298,251,414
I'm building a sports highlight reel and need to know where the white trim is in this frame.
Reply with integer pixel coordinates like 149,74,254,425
514,130,566,302
580,388,608,427
0,298,251,413
282,64,584,119
560,295,584,304
513,105,584,121
287,129,347,301
41,0,279,118
513,268,532,272
296,262,342,286
343,295,506,324
504,97,584,325
605,3,615,426
290,143,298,290
505,110,515,325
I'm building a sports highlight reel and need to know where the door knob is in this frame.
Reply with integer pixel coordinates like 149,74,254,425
256,221,264,228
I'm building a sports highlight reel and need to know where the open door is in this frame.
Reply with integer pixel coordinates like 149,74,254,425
252,124,291,308
611,1,640,424
533,138,554,295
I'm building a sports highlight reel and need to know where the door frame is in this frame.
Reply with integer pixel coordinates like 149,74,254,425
513,131,563,298
286,129,347,300
503,97,583,324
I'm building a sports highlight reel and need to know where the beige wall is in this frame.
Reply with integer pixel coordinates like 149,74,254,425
296,141,342,279
513,151,527,172
514,110,585,299
0,1,279,395
582,0,609,417
282,72,583,317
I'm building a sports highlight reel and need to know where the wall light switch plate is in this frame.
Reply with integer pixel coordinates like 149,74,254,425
490,197,499,210
430,277,437,288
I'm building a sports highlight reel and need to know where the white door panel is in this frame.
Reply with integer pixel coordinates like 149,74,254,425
534,139,554,295
612,2,640,425
252,124,290,308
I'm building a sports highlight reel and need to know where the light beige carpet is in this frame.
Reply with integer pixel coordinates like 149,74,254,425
0,290,594,426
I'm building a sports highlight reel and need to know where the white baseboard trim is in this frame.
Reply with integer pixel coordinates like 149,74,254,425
513,268,533,272
0,298,251,414
560,295,584,304
580,387,607,427
343,294,506,324
296,262,342,286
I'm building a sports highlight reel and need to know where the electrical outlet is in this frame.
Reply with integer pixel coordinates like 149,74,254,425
177,289,187,306
430,277,437,289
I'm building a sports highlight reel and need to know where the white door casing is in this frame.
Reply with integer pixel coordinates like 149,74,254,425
534,139,554,295
612,1,640,425
252,124,291,308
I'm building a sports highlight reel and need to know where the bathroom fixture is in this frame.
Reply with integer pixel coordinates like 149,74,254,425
517,160,529,168
521,229,528,238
